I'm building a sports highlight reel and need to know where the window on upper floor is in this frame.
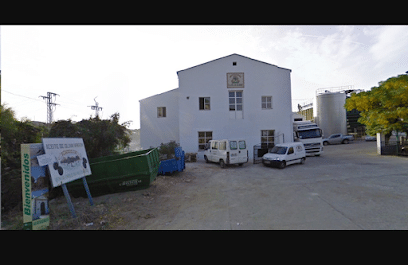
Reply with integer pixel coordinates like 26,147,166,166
229,91,243,111
262,96,272,109
199,97,211,110
157,107,166,118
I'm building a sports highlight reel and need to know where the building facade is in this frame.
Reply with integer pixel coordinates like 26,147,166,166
140,54,293,159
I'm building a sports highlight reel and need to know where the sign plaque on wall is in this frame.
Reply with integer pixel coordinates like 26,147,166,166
227,72,244,88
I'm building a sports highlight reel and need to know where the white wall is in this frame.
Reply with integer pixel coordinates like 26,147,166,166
139,88,179,149
177,54,293,159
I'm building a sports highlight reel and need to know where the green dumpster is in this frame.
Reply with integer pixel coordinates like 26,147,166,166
67,148,160,197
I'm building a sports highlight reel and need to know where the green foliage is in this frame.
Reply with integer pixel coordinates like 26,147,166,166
1,103,47,213
345,74,408,137
48,113,131,159
158,140,180,160
1,104,44,169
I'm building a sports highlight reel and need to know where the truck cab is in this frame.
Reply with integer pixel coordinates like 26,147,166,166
204,139,248,168
293,121,323,156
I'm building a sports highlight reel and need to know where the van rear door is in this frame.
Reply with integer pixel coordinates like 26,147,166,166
238,140,248,163
210,141,219,162
228,140,239,164
218,141,227,162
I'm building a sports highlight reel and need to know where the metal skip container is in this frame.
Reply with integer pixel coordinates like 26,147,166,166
158,147,186,175
67,148,160,197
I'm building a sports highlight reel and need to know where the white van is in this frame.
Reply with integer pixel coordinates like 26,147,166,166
262,142,306,169
204,139,248,168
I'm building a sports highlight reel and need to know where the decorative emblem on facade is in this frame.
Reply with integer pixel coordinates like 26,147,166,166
227,73,244,88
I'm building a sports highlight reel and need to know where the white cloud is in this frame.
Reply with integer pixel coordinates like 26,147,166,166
2,25,408,127
369,26,408,68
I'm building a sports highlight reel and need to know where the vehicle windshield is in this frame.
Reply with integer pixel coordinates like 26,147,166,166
270,146,287,154
298,128,322,139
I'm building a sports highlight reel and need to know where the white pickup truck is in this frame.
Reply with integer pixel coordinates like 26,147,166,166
323,134,354,145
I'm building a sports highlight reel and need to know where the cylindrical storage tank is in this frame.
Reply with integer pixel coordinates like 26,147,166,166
316,92,347,138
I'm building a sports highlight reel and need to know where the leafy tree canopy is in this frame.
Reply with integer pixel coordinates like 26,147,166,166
345,74,408,137
48,113,131,159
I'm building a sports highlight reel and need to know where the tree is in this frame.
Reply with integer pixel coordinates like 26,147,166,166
158,140,180,160
345,74,408,142
48,113,131,159
1,103,45,213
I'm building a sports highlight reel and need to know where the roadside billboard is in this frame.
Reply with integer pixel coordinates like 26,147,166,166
42,138,92,187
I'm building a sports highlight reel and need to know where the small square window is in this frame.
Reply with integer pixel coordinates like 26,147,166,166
157,107,166,118
261,96,272,109
233,62,237,66
199,97,211,110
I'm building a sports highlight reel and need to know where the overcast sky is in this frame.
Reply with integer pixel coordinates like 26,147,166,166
1,25,407,129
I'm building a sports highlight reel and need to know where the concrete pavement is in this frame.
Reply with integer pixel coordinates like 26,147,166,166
138,141,408,230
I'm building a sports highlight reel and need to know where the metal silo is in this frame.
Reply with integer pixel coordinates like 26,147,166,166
316,91,347,138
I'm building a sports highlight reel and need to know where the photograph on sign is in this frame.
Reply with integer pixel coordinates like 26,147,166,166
42,138,92,187
21,143,50,230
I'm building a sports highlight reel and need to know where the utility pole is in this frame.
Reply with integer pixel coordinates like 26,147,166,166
39,92,59,124
88,97,103,118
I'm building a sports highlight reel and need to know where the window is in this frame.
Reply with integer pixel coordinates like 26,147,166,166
262,96,272,109
298,129,322,139
288,147,294,154
233,62,237,66
229,91,243,111
199,97,210,110
157,107,166,118
230,141,237,150
211,141,218,150
198,131,212,150
261,130,275,148
239,140,246,149
219,141,226,150
270,146,287,154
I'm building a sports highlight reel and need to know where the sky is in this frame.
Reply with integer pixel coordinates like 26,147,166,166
1,25,408,129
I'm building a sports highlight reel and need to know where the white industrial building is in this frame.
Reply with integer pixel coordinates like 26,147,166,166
139,54,293,159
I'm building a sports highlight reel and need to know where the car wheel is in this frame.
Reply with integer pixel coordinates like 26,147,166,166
342,139,349,144
300,157,305,164
323,141,329,146
278,161,286,169
57,166,64,176
220,159,226,168
204,155,209,163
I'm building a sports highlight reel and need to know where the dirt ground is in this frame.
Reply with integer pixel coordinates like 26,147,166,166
1,163,200,230
3,141,408,230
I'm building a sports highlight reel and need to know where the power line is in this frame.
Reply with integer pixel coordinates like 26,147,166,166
3,89,45,103
39,92,59,124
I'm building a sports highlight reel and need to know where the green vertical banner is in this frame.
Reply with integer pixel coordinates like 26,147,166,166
21,144,50,230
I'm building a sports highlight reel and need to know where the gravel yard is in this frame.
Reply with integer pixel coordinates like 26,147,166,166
3,141,408,230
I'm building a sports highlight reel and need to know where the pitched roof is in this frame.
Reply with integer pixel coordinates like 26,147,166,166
177,53,291,74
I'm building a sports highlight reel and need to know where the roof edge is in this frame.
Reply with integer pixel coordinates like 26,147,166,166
177,53,291,74
139,88,178,102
